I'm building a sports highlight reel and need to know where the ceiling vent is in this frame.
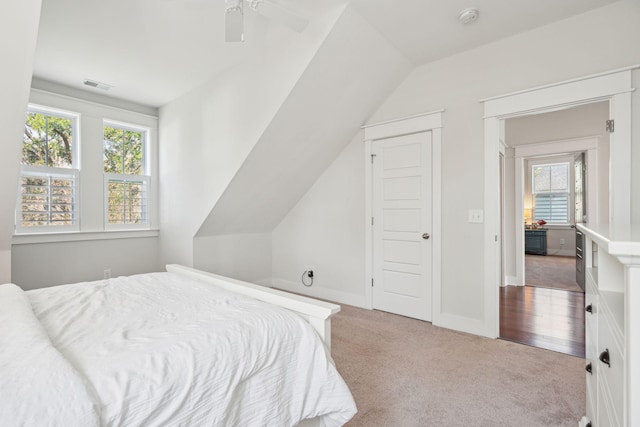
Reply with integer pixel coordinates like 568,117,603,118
458,8,479,24
83,79,112,91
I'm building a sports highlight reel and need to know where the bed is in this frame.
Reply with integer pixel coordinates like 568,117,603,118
0,264,357,426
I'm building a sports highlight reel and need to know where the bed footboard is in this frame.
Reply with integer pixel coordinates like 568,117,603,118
165,264,340,350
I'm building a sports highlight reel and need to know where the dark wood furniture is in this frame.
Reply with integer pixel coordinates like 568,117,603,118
525,229,547,255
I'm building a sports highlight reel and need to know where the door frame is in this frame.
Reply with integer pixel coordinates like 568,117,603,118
510,136,600,287
483,65,637,338
363,110,443,325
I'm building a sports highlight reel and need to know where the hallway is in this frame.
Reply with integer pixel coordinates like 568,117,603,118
500,285,585,357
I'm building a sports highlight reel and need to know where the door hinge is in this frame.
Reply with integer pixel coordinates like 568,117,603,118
371,216,374,226
371,278,374,287
371,153,377,163
606,119,614,133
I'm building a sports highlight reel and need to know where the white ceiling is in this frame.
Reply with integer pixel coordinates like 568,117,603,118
33,0,619,108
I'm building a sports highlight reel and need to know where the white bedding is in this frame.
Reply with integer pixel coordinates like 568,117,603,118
6,272,356,426
0,284,100,426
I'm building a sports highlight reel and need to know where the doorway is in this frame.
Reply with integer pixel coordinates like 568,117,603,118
483,66,635,341
498,102,608,356
363,110,442,325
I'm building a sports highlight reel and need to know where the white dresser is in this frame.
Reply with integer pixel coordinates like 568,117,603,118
577,224,640,427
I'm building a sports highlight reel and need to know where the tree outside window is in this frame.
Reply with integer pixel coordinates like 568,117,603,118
18,110,78,230
103,124,148,227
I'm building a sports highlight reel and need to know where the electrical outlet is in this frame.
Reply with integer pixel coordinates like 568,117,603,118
103,269,111,279
560,238,565,245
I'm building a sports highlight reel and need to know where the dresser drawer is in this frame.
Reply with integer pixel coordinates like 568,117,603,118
597,312,624,426
598,377,621,427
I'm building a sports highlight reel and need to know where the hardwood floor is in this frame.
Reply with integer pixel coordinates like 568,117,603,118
500,285,585,358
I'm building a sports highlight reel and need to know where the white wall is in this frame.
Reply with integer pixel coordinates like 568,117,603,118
0,0,42,283
272,133,366,307
191,6,411,280
271,1,640,334
12,236,159,290
194,233,272,284
158,7,346,269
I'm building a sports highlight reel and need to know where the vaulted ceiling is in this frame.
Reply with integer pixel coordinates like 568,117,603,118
33,0,619,108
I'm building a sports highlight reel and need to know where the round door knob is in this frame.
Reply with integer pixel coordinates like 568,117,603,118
422,233,430,240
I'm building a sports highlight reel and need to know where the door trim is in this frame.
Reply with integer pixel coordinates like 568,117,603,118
483,66,637,339
363,110,442,325
511,136,600,288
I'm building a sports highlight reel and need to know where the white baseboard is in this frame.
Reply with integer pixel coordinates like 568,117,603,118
545,249,575,257
269,277,368,309
506,275,523,286
434,312,496,339
254,278,274,287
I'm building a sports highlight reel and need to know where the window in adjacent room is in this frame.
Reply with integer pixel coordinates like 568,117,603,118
103,122,149,229
16,106,79,232
532,162,570,224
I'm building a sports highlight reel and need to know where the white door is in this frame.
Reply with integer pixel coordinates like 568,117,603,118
372,132,432,321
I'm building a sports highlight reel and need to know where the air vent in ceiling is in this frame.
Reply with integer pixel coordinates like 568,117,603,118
83,79,112,91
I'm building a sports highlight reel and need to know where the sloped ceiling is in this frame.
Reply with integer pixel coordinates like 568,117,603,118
195,5,412,236
28,0,622,249
32,0,619,108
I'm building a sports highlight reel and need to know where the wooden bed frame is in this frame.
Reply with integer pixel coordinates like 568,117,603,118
166,264,341,350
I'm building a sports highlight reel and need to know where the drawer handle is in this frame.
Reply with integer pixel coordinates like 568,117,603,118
585,304,592,313
599,348,610,367
585,363,592,375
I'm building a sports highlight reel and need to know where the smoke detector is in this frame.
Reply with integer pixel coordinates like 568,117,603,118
458,8,479,24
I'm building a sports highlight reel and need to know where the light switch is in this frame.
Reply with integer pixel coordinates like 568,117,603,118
468,209,484,223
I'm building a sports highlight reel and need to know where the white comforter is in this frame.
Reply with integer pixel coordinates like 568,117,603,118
0,283,100,426
3,272,356,426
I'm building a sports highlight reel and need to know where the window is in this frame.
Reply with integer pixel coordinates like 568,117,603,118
15,93,157,239
532,162,570,224
103,123,149,228
17,107,79,232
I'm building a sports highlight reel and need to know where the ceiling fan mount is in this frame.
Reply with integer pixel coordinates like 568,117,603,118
225,0,308,42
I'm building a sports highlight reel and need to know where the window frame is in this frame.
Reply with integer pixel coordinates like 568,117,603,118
531,161,571,226
102,120,151,230
16,105,81,234
14,90,159,242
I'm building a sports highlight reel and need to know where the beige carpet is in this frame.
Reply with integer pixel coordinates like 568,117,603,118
525,255,582,293
331,304,585,426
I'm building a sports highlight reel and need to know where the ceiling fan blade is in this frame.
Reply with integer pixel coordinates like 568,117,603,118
225,0,244,42
252,1,308,33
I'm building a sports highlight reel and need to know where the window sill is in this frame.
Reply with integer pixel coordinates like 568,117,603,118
12,229,159,245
